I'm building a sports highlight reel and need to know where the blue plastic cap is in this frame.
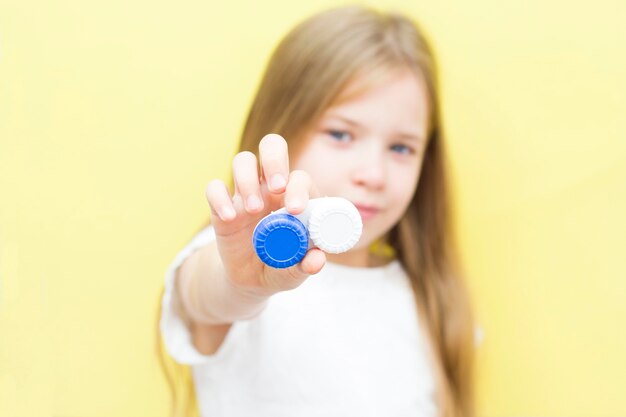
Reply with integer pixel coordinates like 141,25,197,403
253,213,309,269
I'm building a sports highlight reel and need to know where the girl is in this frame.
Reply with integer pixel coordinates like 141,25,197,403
157,5,475,417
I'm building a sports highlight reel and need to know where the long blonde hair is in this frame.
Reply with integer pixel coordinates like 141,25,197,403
157,5,475,417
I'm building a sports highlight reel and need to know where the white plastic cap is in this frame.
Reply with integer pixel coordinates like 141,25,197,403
308,197,362,253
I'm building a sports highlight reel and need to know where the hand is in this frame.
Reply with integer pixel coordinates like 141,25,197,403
205,133,326,298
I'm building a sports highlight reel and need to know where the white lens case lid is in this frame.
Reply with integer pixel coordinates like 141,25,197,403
308,197,362,253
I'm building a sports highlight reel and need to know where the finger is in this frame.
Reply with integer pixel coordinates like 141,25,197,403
259,133,289,194
287,248,326,282
298,248,326,275
232,151,264,213
205,179,237,222
283,169,314,215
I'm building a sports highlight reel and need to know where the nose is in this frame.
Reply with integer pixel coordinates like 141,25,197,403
350,142,386,190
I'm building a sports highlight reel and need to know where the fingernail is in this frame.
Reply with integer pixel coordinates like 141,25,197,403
247,194,262,210
270,174,286,191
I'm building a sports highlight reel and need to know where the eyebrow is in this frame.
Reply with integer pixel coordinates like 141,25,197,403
326,114,425,143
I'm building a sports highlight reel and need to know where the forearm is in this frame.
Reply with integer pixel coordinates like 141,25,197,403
174,241,270,325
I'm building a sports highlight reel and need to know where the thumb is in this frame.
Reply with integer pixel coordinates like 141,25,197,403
288,248,326,281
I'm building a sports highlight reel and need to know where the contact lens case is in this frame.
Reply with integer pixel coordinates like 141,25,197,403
252,197,363,269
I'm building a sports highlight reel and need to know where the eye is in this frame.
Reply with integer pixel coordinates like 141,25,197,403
326,130,352,142
390,144,414,155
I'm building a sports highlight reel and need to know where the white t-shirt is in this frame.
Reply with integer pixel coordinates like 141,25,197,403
160,225,439,417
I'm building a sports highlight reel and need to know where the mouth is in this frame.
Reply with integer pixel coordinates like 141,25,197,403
353,204,380,221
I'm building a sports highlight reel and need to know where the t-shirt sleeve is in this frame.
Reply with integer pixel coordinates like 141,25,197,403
159,224,224,365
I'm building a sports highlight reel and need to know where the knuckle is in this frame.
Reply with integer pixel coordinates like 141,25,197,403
236,178,259,194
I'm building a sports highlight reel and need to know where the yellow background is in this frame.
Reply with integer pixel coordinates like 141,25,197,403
1,0,625,416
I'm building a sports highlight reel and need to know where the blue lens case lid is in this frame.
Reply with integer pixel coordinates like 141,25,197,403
252,213,309,269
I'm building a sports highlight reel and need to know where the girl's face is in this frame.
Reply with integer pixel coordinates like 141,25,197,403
292,69,431,267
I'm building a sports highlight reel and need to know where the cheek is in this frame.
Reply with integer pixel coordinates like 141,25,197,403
381,173,420,225
386,193,412,225
390,165,420,204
